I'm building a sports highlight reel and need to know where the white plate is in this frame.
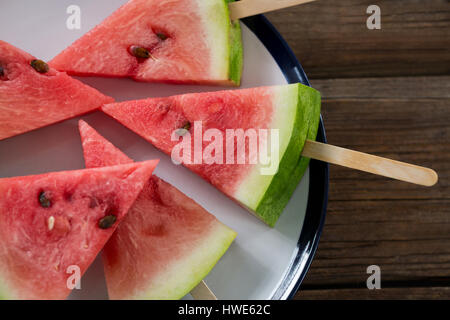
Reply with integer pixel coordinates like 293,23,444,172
0,0,328,300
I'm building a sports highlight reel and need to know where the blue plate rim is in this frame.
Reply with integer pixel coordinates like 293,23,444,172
242,15,329,300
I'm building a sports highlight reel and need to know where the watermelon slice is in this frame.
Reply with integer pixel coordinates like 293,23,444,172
0,160,158,299
78,120,236,300
49,0,243,85
0,41,114,141
101,83,321,227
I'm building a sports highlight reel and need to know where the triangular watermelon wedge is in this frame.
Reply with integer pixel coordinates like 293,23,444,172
0,160,158,300
79,120,236,300
101,83,321,227
0,40,114,141
49,0,242,85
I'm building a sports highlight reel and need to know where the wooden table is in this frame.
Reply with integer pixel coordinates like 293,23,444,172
266,0,449,299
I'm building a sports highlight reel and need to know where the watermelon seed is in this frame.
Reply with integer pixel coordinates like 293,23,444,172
0,66,4,77
176,121,191,136
98,215,117,229
39,191,52,208
47,216,55,231
130,46,155,60
30,59,49,74
156,32,168,41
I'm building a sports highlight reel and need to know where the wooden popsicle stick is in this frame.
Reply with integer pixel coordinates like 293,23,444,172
302,140,438,187
190,280,218,300
229,0,317,20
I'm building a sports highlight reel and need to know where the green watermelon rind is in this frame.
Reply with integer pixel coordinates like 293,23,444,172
0,281,9,299
132,223,236,300
225,0,243,86
176,224,236,300
254,84,321,227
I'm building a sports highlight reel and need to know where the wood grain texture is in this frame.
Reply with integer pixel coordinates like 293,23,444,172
310,76,450,99
266,0,450,299
265,0,450,79
297,76,450,299
295,287,450,300
230,0,317,20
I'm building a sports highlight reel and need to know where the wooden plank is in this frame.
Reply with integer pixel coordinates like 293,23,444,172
299,77,450,290
265,0,450,79
321,98,450,201
312,75,449,201
310,76,450,99
296,287,450,299
302,199,450,286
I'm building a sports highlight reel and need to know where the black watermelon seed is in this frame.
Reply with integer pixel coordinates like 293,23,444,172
156,32,168,41
182,121,191,131
38,191,51,208
0,66,4,77
131,46,151,59
30,59,49,73
98,215,117,229
176,121,191,136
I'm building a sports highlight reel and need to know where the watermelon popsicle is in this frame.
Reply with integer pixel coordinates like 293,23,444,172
0,41,114,141
78,120,236,300
50,0,243,86
0,160,158,300
101,83,321,227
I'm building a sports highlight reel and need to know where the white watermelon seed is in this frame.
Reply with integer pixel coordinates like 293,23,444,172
48,216,55,231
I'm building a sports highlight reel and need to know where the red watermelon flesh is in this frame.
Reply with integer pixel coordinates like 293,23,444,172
0,160,158,300
0,40,114,141
49,0,243,85
79,120,236,299
102,87,275,196
101,83,322,227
